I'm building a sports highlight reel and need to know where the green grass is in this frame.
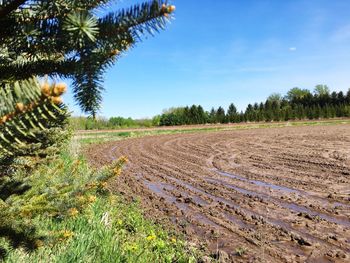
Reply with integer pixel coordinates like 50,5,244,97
76,119,350,145
1,143,198,263
4,197,196,263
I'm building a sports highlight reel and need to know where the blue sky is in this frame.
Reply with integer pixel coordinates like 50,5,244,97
63,0,350,118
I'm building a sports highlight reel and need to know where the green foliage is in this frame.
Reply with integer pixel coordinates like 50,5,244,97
158,86,350,126
286,87,311,101
0,0,175,116
0,77,69,175
69,116,156,130
0,144,129,259
227,103,238,123
0,148,197,262
159,105,209,126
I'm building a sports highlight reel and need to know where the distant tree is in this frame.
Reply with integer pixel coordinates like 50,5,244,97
209,107,216,123
183,106,190,124
189,105,199,124
331,91,338,105
268,93,282,103
197,105,207,124
314,85,330,96
286,87,311,102
216,107,226,123
245,104,255,122
346,88,350,104
271,100,281,121
264,100,273,122
152,115,161,126
227,103,238,123
159,86,350,126
338,91,345,105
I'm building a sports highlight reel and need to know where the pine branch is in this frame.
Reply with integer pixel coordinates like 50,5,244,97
99,0,174,41
0,0,175,116
0,77,68,159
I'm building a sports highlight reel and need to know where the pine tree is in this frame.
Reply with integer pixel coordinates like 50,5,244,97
227,103,238,123
216,107,226,123
0,0,175,117
209,107,216,123
346,88,350,104
264,100,273,122
197,105,206,124
189,105,199,124
0,0,175,255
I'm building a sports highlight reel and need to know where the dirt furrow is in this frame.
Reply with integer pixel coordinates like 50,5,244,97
85,124,350,262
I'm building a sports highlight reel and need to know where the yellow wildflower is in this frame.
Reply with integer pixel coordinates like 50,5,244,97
87,195,97,203
99,182,108,188
146,234,156,241
171,238,177,243
62,230,74,239
86,182,98,190
119,156,128,163
113,167,122,176
126,243,138,251
67,208,79,217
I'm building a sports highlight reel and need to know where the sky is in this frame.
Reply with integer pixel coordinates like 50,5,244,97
63,0,350,119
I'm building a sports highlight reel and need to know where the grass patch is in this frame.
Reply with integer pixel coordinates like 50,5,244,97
1,143,197,262
3,197,196,263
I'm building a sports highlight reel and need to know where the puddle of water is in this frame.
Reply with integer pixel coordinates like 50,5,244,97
143,181,187,211
144,175,349,252
206,177,350,228
192,214,221,228
223,212,249,229
192,196,209,206
143,180,219,228
215,169,350,210
215,169,301,194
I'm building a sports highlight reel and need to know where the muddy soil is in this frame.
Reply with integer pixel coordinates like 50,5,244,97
85,124,350,263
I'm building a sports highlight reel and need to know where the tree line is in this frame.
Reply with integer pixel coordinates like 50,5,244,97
159,86,350,126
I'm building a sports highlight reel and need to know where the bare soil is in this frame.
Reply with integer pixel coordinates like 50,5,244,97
85,124,350,263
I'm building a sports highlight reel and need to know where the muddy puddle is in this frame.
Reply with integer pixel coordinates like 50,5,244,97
207,175,350,228
215,169,350,210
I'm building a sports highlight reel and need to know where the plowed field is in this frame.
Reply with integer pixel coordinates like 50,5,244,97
85,124,350,262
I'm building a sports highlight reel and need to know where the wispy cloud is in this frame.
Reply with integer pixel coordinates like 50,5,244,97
237,67,277,73
331,24,350,43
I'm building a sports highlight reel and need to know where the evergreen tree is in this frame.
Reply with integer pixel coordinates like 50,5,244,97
183,106,190,124
209,107,216,123
337,91,345,105
227,103,238,123
188,105,197,124
271,100,281,121
197,105,206,124
331,91,338,105
264,100,273,122
245,104,254,122
346,89,350,104
158,86,350,127
216,107,226,123
0,0,175,117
